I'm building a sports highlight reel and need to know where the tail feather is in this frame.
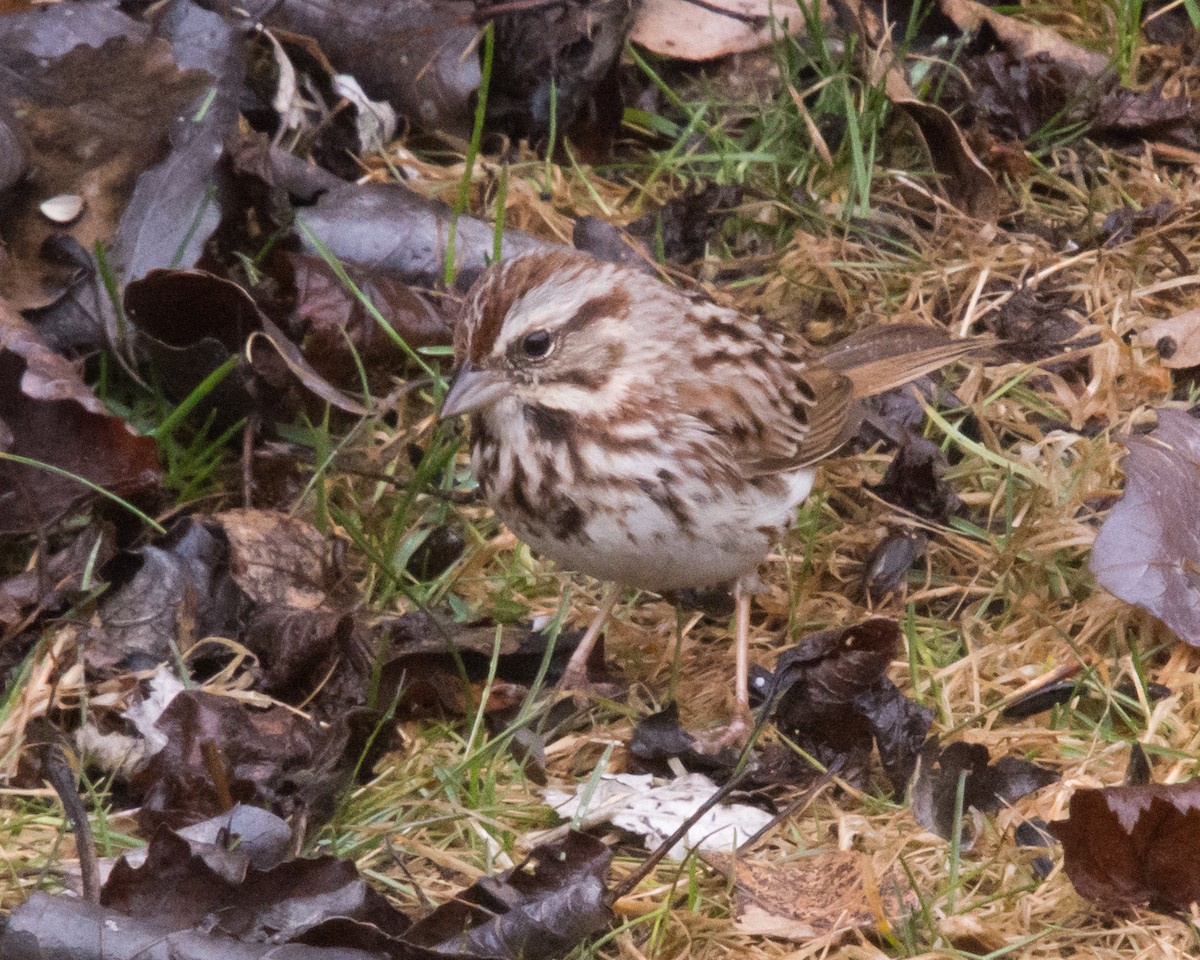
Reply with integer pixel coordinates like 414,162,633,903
819,324,991,398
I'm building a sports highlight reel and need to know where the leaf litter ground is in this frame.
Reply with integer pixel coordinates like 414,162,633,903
5,1,1200,958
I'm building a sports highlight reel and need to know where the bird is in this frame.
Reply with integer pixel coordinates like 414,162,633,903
440,249,983,749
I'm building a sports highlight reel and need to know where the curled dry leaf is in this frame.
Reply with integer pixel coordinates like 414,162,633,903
1089,409,1200,646
1049,779,1200,913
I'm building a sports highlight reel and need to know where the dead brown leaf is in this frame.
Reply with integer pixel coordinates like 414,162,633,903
709,850,913,941
1050,779,1200,912
211,508,339,611
0,303,160,535
1089,409,1200,646
631,0,815,61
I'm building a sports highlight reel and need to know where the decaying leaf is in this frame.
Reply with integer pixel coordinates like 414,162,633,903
911,740,1058,841
262,0,481,139
282,250,451,389
766,619,933,794
707,849,914,941
211,508,340,611
403,831,612,960
1050,779,1200,912
835,0,1000,220
871,435,963,523
0,305,161,535
81,520,239,673
1089,409,1200,646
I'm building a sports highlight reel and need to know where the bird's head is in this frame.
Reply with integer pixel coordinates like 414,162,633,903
440,251,677,421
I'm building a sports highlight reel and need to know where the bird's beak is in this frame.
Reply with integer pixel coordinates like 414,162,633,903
439,363,508,419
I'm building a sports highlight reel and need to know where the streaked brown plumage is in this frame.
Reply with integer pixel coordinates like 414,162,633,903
441,249,982,747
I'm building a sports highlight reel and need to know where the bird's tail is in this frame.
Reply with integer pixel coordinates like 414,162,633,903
819,323,991,398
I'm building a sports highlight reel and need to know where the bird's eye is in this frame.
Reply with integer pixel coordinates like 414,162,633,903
521,330,554,360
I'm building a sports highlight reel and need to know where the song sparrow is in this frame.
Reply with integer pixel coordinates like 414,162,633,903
441,249,982,748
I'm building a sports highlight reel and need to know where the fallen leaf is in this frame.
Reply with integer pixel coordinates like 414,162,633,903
0,522,115,632
282,250,452,389
81,520,239,673
0,0,243,352
132,688,367,831
833,0,999,220
263,0,481,139
766,619,933,794
1089,409,1200,646
708,849,913,941
210,508,340,611
871,435,963,523
911,740,1058,841
0,304,160,535
626,183,743,265
861,528,928,604
631,0,814,61
1137,308,1200,369
1049,779,1200,912
629,703,739,777
403,830,612,960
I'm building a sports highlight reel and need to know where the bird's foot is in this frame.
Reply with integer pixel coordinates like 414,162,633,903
690,704,754,756
556,664,621,701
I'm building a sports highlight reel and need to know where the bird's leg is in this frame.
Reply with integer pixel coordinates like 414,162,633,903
557,582,622,692
693,585,754,753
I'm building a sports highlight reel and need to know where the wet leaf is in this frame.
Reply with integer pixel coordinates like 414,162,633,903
403,831,612,960
0,305,160,535
295,179,554,290
861,528,928,604
132,688,366,831
871,435,964,523
1089,409,1200,646
82,520,239,673
1049,779,1200,912
263,0,481,139
0,0,243,352
629,703,739,778
0,522,115,632
767,619,933,793
911,740,1058,841
487,0,632,152
627,184,743,266
283,250,451,388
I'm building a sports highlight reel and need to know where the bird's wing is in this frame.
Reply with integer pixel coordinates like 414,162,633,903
736,324,985,477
